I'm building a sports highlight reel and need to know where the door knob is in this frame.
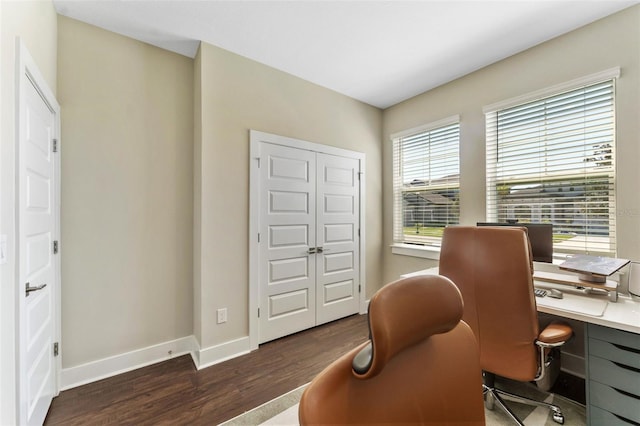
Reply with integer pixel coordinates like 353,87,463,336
25,282,47,297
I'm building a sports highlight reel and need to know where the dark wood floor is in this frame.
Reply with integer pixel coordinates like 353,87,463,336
44,314,370,425
45,312,585,425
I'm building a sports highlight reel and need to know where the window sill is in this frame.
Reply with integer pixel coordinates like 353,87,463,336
391,244,577,266
391,243,441,260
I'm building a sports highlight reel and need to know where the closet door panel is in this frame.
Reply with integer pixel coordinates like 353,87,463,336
259,143,317,343
316,154,360,325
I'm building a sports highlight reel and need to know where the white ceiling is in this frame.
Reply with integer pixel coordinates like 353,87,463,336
52,0,637,109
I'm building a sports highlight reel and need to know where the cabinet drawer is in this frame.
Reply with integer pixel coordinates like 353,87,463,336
589,324,640,352
590,406,640,426
589,355,640,396
590,337,640,369
590,381,640,424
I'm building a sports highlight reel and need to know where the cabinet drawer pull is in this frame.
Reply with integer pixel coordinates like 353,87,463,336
613,361,640,374
612,412,640,426
613,343,640,355
612,386,640,401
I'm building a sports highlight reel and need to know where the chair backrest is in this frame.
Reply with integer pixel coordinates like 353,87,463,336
298,275,485,425
439,226,540,381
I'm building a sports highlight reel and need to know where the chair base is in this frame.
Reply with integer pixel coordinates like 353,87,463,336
483,374,565,425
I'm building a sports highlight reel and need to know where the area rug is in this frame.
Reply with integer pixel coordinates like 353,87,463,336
220,377,586,425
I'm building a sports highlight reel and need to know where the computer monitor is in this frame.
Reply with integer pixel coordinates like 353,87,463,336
476,222,553,263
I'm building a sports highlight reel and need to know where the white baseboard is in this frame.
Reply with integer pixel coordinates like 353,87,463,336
195,336,251,370
60,334,257,390
61,335,199,390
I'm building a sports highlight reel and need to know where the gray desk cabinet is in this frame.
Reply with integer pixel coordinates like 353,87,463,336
586,324,640,425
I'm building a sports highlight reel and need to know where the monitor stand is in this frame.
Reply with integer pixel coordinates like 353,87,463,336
533,270,619,302
577,272,607,284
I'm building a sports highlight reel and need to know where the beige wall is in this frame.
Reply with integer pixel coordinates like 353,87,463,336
195,42,383,348
57,17,194,367
0,1,58,423
54,18,383,369
382,5,640,284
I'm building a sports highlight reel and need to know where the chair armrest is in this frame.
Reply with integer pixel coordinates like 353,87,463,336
533,321,573,382
352,341,373,375
537,321,573,347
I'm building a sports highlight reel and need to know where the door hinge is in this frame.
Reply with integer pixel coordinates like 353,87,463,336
53,240,59,254
53,342,59,357
358,229,360,237
358,284,361,293
256,157,261,168
53,139,58,153
358,171,363,180
258,308,260,318
257,233,261,243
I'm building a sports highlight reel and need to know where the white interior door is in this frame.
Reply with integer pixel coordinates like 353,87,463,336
259,143,317,343
256,138,362,344
17,43,60,426
315,154,360,325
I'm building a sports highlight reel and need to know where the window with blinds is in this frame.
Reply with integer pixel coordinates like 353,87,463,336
392,117,460,246
485,76,617,256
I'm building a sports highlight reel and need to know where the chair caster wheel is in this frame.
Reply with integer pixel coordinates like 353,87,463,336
552,411,565,424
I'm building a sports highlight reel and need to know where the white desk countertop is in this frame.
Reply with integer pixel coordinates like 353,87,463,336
402,267,640,335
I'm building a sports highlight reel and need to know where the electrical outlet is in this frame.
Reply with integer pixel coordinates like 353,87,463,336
217,308,228,324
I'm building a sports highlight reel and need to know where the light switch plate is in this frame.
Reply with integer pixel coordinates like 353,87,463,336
0,234,7,265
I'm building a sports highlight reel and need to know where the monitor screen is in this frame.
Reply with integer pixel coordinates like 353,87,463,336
476,222,553,263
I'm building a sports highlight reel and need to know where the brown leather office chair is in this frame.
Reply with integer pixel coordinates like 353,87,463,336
298,275,486,425
439,226,573,425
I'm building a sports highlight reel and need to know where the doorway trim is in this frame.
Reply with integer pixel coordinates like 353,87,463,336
15,38,61,424
249,130,366,350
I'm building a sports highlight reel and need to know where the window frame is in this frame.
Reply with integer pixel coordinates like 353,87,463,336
484,68,620,257
391,115,461,253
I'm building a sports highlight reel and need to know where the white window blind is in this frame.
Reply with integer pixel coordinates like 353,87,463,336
486,78,617,256
392,118,460,246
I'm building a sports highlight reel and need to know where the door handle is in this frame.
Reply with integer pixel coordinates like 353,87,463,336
25,282,47,297
307,247,329,255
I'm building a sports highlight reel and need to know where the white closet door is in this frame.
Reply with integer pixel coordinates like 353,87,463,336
315,154,360,325
258,143,317,343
